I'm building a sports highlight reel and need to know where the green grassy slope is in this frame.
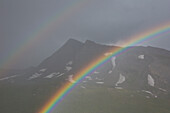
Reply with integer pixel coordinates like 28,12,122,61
1,83,170,113
54,86,170,113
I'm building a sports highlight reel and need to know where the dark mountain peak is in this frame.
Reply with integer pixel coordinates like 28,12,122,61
38,38,84,70
54,38,83,54
65,38,83,45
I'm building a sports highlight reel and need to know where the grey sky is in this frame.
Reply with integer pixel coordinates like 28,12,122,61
1,0,170,69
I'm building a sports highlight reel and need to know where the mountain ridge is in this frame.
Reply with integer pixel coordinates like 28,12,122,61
1,39,170,92
0,38,170,113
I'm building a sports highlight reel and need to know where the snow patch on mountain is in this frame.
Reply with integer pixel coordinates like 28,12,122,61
56,73,64,78
142,90,157,98
65,66,72,71
104,52,113,56
68,75,76,83
142,90,153,95
96,82,104,84
159,88,167,92
138,55,144,59
108,70,112,74
85,76,92,80
93,71,99,74
148,74,155,87
111,57,116,68
28,73,42,80
67,61,73,65
39,68,47,72
95,77,103,80
45,72,59,78
115,87,123,89
0,75,18,81
115,74,125,86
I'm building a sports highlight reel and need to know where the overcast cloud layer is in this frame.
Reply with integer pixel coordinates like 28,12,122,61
1,0,170,69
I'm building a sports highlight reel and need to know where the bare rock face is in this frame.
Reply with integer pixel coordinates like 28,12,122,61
1,39,170,113
1,39,170,94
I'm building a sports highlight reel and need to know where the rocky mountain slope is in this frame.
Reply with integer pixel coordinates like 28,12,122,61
0,39,170,113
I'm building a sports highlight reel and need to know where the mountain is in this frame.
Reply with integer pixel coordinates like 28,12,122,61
0,39,170,113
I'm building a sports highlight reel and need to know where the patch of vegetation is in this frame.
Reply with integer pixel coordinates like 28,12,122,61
54,86,170,113
0,82,170,113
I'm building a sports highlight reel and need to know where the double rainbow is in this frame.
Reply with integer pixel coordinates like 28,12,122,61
39,23,170,113
1,0,169,112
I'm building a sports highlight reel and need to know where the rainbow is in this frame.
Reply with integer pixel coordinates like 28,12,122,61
0,0,91,72
39,23,170,113
1,0,169,112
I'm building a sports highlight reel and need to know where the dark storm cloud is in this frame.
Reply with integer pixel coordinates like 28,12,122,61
1,0,170,68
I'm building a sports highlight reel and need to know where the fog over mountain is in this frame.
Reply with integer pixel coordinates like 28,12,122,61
1,0,170,69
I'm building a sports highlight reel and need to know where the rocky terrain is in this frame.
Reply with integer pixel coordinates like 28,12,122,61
0,39,170,113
